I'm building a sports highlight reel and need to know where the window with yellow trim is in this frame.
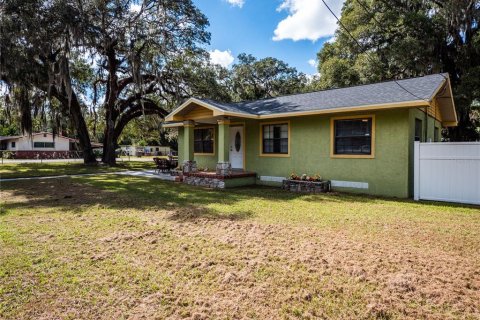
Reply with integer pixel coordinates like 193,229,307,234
194,128,214,154
333,117,372,155
262,123,288,154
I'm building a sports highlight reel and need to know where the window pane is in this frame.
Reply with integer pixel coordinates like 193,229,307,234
194,141,202,152
263,140,273,153
280,138,288,153
280,124,288,138
273,139,280,153
194,128,214,153
263,125,270,139
262,123,289,154
204,129,212,141
334,118,372,155
194,130,202,140
203,140,213,153
336,119,371,137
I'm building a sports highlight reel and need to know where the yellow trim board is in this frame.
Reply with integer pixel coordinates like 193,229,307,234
330,114,376,159
166,98,225,122
442,121,458,127
162,122,184,128
193,126,216,156
428,77,448,103
259,120,291,158
445,76,458,123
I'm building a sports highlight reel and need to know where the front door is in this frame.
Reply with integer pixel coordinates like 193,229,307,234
229,126,244,169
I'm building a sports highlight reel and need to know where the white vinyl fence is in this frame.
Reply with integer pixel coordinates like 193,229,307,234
414,142,480,205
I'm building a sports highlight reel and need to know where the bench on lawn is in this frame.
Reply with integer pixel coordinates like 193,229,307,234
153,157,178,173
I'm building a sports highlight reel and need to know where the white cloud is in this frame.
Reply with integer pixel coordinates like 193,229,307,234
273,0,345,42
306,73,320,82
308,59,317,68
326,35,336,43
225,0,245,8
209,49,235,68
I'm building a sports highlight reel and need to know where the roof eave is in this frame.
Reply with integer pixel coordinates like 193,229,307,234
429,75,458,126
257,100,430,119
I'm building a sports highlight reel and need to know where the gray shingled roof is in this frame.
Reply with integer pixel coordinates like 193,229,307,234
196,73,447,116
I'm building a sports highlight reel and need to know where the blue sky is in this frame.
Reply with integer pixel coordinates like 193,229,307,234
192,0,344,74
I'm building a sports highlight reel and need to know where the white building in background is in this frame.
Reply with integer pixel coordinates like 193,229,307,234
1,132,71,151
0,132,102,158
120,145,171,156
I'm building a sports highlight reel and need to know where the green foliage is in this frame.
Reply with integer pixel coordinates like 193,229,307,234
0,0,211,164
316,0,480,140
231,53,307,101
0,124,18,136
0,151,15,159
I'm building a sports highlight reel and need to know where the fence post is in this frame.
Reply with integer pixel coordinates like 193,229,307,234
414,141,420,201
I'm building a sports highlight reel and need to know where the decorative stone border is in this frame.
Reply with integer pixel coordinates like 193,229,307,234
282,179,331,193
183,176,226,188
183,171,257,189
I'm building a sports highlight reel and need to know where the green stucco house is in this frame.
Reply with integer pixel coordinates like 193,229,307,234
163,73,457,198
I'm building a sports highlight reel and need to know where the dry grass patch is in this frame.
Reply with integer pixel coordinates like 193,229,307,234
0,176,479,319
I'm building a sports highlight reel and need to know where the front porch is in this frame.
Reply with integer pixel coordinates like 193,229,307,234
165,104,256,188
178,117,256,188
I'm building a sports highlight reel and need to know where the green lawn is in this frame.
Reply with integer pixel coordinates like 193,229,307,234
1,175,479,319
0,161,156,179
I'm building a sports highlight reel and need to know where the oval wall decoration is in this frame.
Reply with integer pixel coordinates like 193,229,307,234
235,131,241,152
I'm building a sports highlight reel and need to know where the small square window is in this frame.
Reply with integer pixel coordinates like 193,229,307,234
261,123,289,155
333,118,373,155
11,141,16,148
194,128,214,154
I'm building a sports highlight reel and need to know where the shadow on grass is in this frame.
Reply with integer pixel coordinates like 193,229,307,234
1,175,269,221
0,161,155,179
1,174,478,222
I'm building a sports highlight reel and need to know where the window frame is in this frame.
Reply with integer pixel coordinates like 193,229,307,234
11,141,16,148
33,141,55,149
193,126,215,156
330,115,375,159
259,121,290,157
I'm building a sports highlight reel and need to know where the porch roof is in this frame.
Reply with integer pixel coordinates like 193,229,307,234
165,73,457,126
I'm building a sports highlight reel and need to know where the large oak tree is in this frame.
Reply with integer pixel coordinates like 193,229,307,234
316,0,480,141
0,0,211,164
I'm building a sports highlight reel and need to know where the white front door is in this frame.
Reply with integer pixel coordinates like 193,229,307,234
229,126,244,169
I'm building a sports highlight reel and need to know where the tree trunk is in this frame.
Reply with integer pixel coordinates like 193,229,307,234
102,117,117,165
53,89,97,164
102,109,116,165
71,101,97,164
101,44,120,166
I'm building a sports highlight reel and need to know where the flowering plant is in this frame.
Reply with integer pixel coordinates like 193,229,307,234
289,172,322,181
289,172,300,180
